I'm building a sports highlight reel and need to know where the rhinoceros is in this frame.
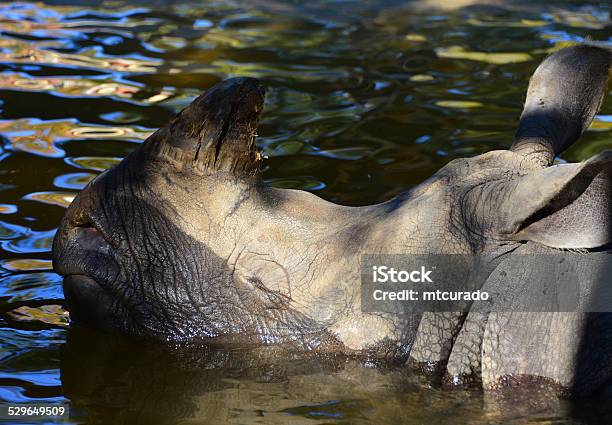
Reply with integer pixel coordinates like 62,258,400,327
52,44,612,396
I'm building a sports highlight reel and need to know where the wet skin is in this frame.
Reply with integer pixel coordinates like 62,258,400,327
53,45,612,396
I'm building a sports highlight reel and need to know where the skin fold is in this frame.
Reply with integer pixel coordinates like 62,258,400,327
52,44,612,396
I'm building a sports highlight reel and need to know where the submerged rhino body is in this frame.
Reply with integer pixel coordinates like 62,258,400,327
53,45,612,396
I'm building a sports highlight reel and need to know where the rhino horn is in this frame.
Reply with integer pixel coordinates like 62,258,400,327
139,77,265,176
511,45,611,167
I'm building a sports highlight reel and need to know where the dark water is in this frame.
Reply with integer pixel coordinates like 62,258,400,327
0,0,611,423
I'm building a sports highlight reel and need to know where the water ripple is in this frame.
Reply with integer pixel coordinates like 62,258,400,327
0,0,610,422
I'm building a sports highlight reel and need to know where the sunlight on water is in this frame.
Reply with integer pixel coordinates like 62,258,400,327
6,304,69,327
0,0,610,424
435,46,533,64
23,191,75,208
64,156,122,172
2,258,52,271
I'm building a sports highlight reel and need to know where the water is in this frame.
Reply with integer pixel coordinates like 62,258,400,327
0,0,611,423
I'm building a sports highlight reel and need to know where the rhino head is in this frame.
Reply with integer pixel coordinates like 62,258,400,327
53,45,612,394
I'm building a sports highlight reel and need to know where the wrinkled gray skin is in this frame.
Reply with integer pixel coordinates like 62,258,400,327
53,45,612,396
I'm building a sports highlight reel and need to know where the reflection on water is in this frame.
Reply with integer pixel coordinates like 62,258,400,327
0,0,611,423
59,327,486,425
0,118,151,158
56,327,612,425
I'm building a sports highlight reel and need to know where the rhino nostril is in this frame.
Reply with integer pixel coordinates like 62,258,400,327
72,225,116,255
79,225,100,237
75,221,95,230
69,216,117,250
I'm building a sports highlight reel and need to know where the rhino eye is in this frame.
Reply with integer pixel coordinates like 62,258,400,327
247,276,264,289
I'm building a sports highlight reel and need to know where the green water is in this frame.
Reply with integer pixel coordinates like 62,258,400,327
0,0,611,423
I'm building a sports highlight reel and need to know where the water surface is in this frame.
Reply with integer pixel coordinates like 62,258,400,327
0,0,612,423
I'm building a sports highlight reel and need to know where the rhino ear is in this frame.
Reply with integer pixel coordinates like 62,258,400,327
511,45,611,167
498,151,611,249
